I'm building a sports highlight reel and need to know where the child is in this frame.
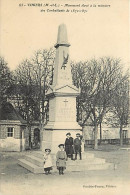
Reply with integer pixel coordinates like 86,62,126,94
56,144,67,175
74,133,82,160
65,133,74,160
43,149,53,175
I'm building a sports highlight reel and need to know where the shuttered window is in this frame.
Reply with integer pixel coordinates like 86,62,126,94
7,127,14,137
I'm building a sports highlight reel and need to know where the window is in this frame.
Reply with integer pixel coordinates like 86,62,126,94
123,130,128,139
7,127,14,137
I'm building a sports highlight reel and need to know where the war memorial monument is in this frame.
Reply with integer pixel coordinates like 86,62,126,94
18,24,114,173
42,23,82,153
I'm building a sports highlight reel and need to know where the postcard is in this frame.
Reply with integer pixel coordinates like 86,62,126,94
0,0,129,195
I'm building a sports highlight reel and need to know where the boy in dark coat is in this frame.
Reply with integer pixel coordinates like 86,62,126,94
56,144,67,175
65,133,74,160
74,133,82,160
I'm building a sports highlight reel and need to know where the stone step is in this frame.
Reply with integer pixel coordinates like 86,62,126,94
25,155,44,167
18,158,114,174
119,148,130,151
32,151,44,160
25,157,105,167
32,151,95,160
66,158,106,166
18,151,115,174
66,162,114,171
18,159,44,174
82,152,95,159
31,151,57,161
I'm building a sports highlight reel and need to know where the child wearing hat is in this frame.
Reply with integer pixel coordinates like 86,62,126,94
74,133,82,160
43,149,53,175
65,132,74,160
56,144,67,175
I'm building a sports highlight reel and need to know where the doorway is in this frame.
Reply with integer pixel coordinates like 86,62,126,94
33,128,40,149
123,130,128,144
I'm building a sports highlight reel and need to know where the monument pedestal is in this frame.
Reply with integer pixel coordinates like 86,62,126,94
43,93,82,153
42,128,82,153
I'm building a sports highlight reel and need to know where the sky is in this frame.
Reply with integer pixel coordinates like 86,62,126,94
0,0,129,71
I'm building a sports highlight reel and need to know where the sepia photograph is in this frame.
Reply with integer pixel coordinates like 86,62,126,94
0,0,130,195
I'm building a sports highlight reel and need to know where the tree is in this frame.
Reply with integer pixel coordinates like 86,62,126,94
112,73,129,146
12,59,38,148
72,57,123,149
30,48,55,124
13,48,55,148
0,56,13,105
30,48,55,149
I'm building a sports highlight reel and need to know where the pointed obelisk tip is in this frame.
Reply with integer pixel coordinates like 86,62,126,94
55,23,70,48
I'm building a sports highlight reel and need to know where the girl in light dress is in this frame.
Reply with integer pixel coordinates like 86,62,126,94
43,149,53,175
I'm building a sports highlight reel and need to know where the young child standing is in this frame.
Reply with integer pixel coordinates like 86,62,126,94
56,144,67,175
43,149,53,175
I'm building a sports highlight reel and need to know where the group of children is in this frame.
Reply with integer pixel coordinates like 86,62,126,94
43,133,82,175
43,144,67,175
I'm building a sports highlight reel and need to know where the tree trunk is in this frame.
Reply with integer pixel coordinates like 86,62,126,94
76,98,79,122
28,125,32,149
40,123,43,150
94,122,98,149
99,122,102,144
39,102,43,150
120,123,123,146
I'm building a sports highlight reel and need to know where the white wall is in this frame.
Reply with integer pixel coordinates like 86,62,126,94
83,126,130,140
0,137,22,151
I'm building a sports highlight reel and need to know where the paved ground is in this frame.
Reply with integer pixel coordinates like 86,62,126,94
0,145,130,195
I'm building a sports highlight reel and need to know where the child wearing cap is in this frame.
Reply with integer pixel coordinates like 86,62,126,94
43,149,53,175
56,144,67,175
74,133,82,160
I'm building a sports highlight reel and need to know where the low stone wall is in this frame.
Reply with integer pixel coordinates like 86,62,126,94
0,137,25,151
85,138,130,147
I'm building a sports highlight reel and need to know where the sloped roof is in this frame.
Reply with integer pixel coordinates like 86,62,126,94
0,102,26,124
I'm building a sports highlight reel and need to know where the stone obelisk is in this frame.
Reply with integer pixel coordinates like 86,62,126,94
42,24,82,153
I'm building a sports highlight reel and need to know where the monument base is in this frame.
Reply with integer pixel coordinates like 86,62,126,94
42,129,82,153
44,121,82,130
18,150,115,174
